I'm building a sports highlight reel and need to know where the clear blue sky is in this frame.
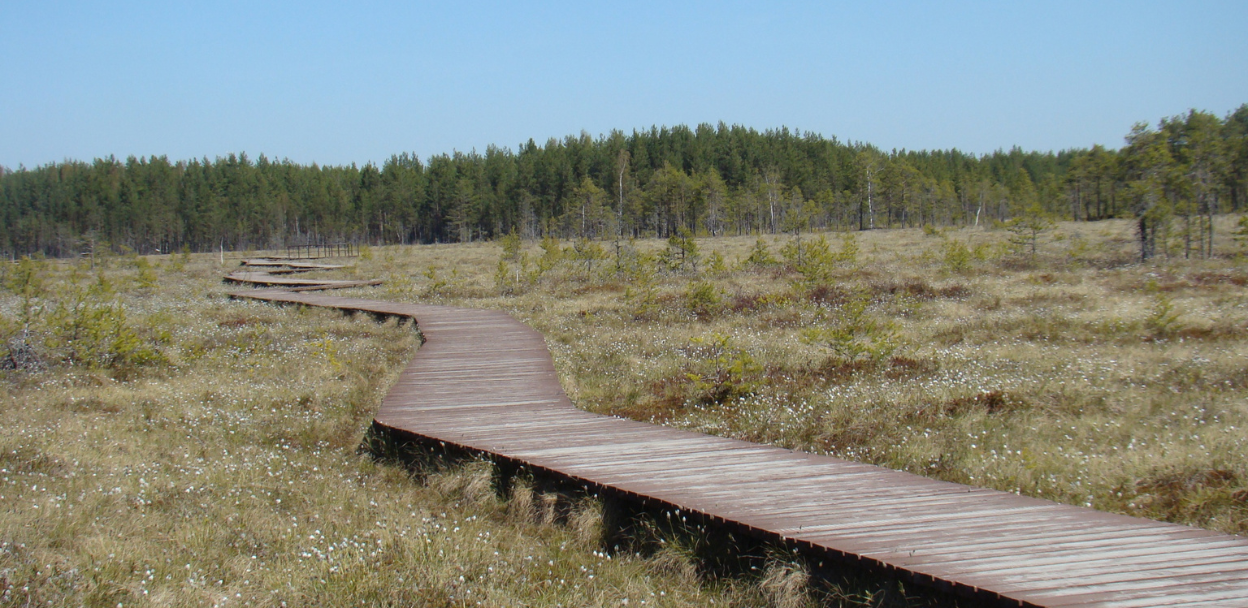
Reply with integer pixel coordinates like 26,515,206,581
3,1,1246,168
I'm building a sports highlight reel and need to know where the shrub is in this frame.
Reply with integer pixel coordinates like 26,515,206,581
1144,280,1182,339
494,259,514,295
685,281,721,319
942,239,973,273
537,235,563,274
705,250,728,276
740,237,777,269
422,265,465,297
568,238,607,275
44,279,164,370
1005,205,1055,260
495,253,538,296
659,227,700,273
5,256,45,325
801,289,900,363
837,232,860,267
133,256,159,290
608,238,642,278
728,291,790,313
498,227,523,262
622,253,660,318
781,236,836,287
686,333,760,403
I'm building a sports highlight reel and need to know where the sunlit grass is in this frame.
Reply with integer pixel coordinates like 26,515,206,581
0,255,790,607
3,217,1245,606
335,217,1248,537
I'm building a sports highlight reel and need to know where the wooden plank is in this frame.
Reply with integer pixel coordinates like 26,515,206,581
228,288,1248,607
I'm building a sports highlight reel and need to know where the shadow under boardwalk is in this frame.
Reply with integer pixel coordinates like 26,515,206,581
230,288,1248,608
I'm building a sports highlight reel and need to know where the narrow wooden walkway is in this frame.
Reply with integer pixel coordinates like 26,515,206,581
223,271,382,291
230,288,1248,607
240,259,347,270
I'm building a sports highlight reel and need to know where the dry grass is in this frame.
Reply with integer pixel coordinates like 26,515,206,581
0,255,783,607
331,217,1248,537
4,217,1245,606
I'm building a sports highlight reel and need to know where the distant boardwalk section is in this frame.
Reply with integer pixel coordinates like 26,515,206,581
231,288,1248,607
224,270,381,291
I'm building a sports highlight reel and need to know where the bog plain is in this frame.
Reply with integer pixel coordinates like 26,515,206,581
2,218,1246,606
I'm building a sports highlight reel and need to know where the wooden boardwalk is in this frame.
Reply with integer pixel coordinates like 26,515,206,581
230,288,1248,607
240,259,347,270
223,270,382,291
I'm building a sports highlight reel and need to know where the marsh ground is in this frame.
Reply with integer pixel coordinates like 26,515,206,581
0,256,814,607
2,216,1246,607
340,217,1248,536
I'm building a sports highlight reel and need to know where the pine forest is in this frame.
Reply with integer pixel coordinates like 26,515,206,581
2,106,1246,261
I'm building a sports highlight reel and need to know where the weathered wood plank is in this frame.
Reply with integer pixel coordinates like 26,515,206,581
229,288,1248,607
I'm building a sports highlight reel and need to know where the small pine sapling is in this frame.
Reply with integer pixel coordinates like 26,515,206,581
498,227,523,262
659,227,700,273
622,252,660,318
781,235,836,289
801,289,901,363
1144,280,1182,339
705,250,728,276
537,235,563,275
942,239,973,273
686,333,760,403
134,257,159,290
684,281,721,319
741,237,777,269
1005,204,1056,260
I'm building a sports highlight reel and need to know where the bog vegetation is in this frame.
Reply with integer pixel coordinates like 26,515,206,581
341,217,1248,541
0,250,918,607
2,215,1248,605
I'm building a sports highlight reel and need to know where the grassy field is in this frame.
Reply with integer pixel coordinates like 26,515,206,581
334,217,1248,536
0,256,826,607
2,217,1246,607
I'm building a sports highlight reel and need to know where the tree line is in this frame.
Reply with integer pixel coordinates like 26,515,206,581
2,106,1244,260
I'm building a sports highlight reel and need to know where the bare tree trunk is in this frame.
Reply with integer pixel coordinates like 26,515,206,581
764,172,780,234
866,174,875,230
1207,194,1216,259
616,151,628,241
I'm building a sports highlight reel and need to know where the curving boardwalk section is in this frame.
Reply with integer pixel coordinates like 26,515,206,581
231,288,1248,607
224,271,382,291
